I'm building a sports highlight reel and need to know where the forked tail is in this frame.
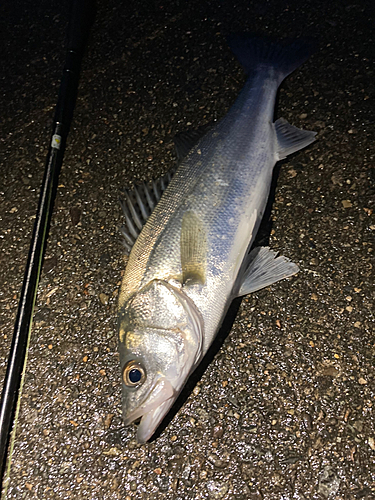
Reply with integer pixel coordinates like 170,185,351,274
228,34,316,84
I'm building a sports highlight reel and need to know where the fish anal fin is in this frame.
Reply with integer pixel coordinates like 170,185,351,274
237,246,299,297
275,118,316,160
180,211,207,285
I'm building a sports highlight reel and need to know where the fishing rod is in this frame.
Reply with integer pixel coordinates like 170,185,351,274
0,0,95,488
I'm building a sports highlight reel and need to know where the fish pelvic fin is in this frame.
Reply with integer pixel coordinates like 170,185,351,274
180,211,207,285
227,34,317,83
237,246,299,297
275,118,317,160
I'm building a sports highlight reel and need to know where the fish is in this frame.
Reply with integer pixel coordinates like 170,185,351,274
118,34,317,443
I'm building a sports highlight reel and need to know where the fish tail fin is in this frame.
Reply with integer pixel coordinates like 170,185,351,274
227,34,316,83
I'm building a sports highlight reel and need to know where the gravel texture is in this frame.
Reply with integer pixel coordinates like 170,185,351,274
0,0,374,498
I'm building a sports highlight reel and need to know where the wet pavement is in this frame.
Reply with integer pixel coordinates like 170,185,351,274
0,0,374,498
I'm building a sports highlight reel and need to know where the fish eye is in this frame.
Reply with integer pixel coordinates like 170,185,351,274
123,361,146,387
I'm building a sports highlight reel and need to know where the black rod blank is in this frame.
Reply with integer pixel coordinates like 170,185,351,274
0,0,95,482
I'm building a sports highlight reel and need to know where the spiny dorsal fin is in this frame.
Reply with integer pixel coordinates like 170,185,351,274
119,168,175,254
120,122,214,254
180,211,207,285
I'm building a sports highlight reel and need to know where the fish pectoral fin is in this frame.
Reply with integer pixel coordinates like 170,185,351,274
236,246,299,297
275,118,316,160
180,211,207,285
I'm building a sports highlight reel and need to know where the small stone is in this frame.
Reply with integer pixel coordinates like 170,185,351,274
213,425,224,439
104,414,114,428
193,386,201,396
206,480,229,499
208,454,225,468
99,293,109,305
342,199,352,208
302,412,312,430
321,366,339,377
70,207,81,225
358,377,367,385
318,466,340,498
368,437,375,450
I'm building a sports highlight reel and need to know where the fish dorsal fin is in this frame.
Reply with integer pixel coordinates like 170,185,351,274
180,211,207,285
275,118,316,160
120,168,176,254
237,246,299,296
174,122,215,162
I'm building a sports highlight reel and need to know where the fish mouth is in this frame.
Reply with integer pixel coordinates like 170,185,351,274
123,377,176,443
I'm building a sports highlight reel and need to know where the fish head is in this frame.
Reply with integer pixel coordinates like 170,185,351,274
118,279,203,443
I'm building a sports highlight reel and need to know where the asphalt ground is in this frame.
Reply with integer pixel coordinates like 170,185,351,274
0,0,374,498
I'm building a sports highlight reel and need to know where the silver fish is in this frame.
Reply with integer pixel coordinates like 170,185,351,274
118,35,316,442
